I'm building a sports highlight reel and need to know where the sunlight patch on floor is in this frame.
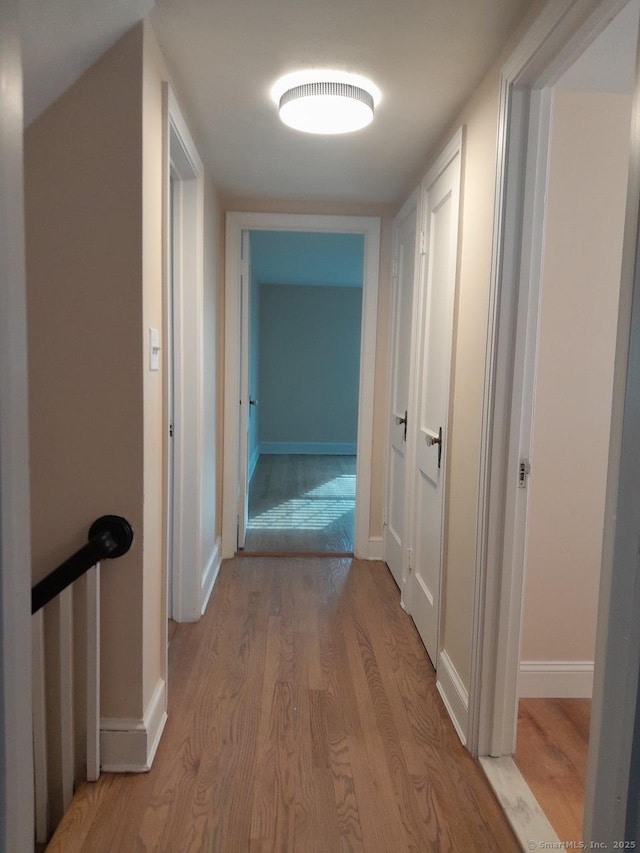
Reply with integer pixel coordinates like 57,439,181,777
248,474,355,531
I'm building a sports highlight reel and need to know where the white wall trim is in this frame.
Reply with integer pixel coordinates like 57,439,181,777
201,537,222,615
436,650,469,746
258,441,357,455
100,678,167,772
223,212,380,561
368,536,384,560
164,84,205,623
519,661,594,698
585,5,640,837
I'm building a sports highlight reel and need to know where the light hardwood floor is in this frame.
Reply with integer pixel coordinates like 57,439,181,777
515,697,591,843
245,455,355,554
47,556,518,852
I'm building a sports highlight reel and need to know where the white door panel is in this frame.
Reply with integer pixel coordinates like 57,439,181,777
385,196,418,586
407,139,461,668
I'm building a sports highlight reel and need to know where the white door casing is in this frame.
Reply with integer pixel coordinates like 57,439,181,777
405,130,463,669
164,84,205,622
0,1,35,847
223,212,380,560
237,230,250,550
384,191,419,588
167,172,176,619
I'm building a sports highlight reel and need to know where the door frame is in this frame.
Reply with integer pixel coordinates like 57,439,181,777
470,0,640,841
237,231,250,550
163,85,205,622
383,187,420,590
222,212,381,559
0,1,34,847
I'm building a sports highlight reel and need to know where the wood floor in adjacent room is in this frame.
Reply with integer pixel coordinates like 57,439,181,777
47,556,518,852
244,454,355,554
515,697,591,843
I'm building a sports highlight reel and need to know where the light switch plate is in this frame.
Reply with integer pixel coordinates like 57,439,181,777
149,328,160,371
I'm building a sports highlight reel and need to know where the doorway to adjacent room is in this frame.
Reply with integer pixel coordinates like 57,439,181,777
243,230,364,554
222,213,380,561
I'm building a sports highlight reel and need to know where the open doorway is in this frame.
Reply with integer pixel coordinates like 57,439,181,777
244,230,363,554
222,213,380,561
475,0,640,846
511,4,638,841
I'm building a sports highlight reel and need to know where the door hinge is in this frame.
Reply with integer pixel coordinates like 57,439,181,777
518,459,531,488
407,547,413,570
392,258,399,278
383,507,388,527
419,230,427,256
169,422,174,438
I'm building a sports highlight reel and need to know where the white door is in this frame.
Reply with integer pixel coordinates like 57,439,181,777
384,193,419,587
237,230,250,548
406,137,462,667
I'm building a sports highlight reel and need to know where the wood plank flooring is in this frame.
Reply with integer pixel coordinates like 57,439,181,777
515,697,591,843
47,557,518,852
245,455,355,553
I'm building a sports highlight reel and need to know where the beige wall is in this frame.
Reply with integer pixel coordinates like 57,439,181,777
440,68,504,689
520,89,633,663
26,21,222,725
26,26,146,718
222,195,395,540
404,1,546,692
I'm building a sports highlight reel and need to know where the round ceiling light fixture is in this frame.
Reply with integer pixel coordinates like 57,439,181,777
272,70,380,135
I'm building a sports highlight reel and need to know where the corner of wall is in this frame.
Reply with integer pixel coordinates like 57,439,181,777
100,678,167,772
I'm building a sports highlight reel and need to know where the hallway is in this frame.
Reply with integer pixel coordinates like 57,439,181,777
47,557,518,851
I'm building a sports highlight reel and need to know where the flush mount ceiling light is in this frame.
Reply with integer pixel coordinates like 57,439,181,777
272,70,380,135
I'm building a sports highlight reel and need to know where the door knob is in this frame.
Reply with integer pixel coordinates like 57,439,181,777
426,426,443,468
395,410,408,442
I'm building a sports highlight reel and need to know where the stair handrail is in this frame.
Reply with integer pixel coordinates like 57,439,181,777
31,515,133,614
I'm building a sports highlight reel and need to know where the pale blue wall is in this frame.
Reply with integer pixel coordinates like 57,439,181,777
258,283,362,451
248,231,364,457
249,230,364,288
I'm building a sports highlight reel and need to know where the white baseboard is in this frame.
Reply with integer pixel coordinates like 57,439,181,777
100,678,167,772
248,446,259,482
518,660,594,698
259,441,357,455
436,649,469,745
201,537,222,614
367,536,384,560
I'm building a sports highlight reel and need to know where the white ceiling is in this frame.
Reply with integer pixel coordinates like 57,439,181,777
22,0,533,205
